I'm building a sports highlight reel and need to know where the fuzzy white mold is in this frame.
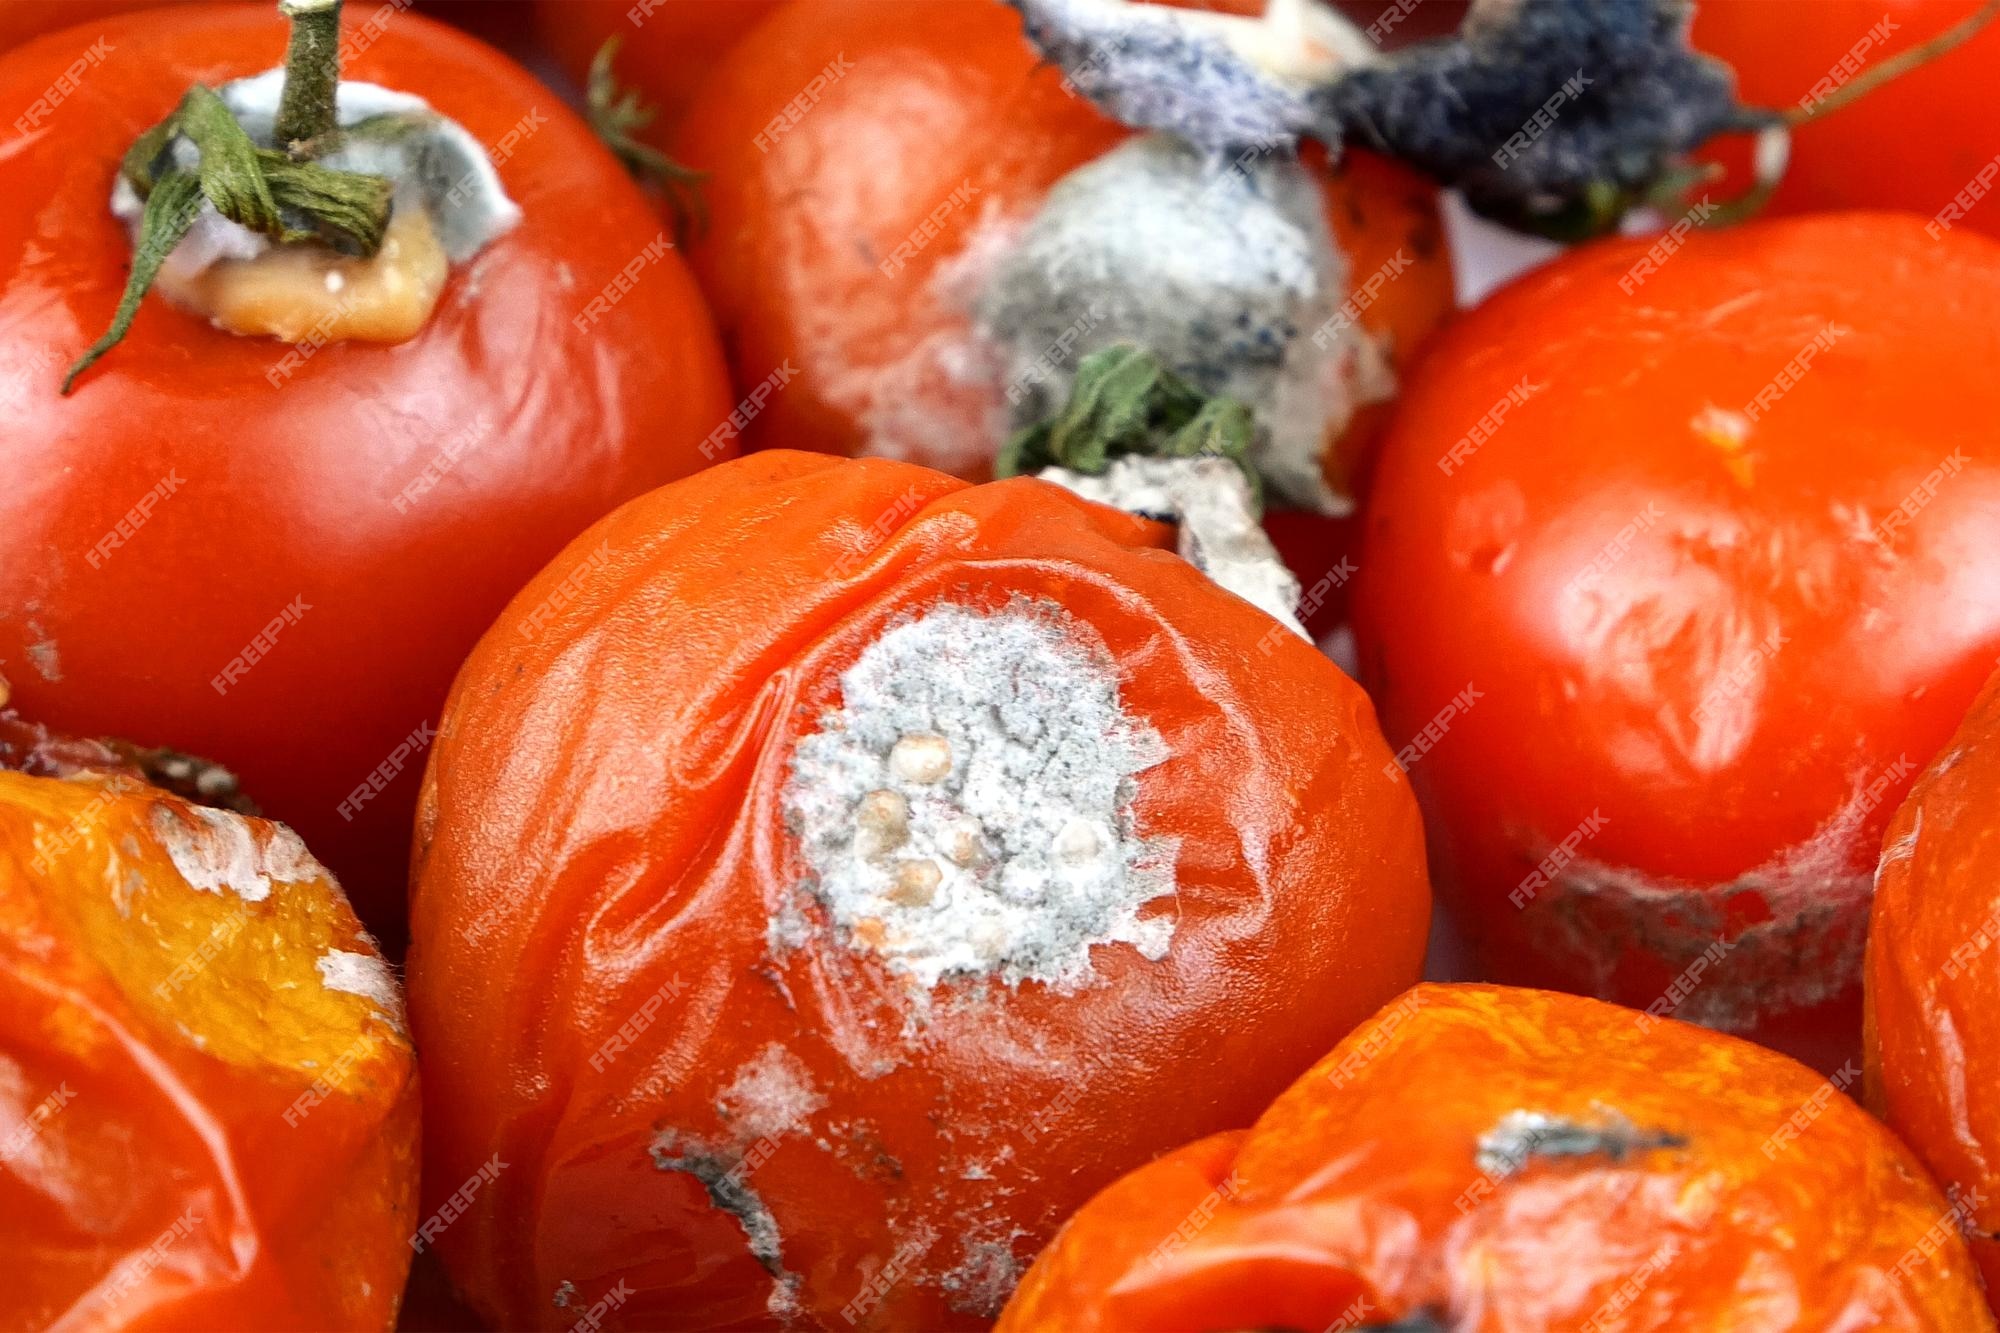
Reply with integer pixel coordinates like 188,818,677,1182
111,70,521,288
316,948,406,1029
717,1045,827,1143
977,133,1385,513
151,804,322,903
1038,456,1307,637
784,601,1176,991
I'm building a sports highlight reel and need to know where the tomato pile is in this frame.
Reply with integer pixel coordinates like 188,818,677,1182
4,1,1999,1330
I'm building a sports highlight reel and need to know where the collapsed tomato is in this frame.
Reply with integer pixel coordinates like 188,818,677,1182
1870,664,2000,1309
670,0,1451,511
1353,212,2000,1072
407,449,1430,1329
0,697,417,1329
1694,0,2000,236
0,3,731,943
1000,982,1995,1332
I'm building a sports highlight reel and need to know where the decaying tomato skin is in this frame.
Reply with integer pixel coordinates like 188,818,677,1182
0,735,418,1329
999,983,1996,1333
1352,212,2000,1071
1694,0,2000,237
406,450,1431,1330
1869,666,2000,1308
670,0,1451,507
0,4,733,945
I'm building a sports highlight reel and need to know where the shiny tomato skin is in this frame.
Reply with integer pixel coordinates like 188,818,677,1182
407,450,1431,1330
1352,213,2000,1071
1869,666,2000,1308
0,4,732,940
1694,0,2000,235
670,0,1451,492
535,0,784,132
999,984,1996,1332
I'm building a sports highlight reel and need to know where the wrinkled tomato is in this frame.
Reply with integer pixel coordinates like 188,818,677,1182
407,450,1430,1329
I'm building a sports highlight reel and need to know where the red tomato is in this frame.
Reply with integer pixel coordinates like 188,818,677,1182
535,0,784,133
0,0,197,51
0,3,732,942
407,450,1431,1329
1869,664,2000,1308
1353,212,2000,1073
671,0,1452,507
1694,0,2000,235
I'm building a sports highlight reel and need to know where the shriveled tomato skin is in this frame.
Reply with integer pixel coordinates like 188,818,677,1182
1694,0,2000,236
0,763,418,1330
1000,983,1996,1332
670,0,1450,490
1869,666,2000,1308
0,4,732,942
407,450,1431,1330
1352,213,2000,1070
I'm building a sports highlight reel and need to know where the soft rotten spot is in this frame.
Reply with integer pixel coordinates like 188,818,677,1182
784,600,1176,991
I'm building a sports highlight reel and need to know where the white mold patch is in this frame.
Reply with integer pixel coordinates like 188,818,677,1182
717,1044,827,1143
784,600,1176,991
316,948,406,1030
150,804,324,903
1038,455,1307,637
976,133,1379,513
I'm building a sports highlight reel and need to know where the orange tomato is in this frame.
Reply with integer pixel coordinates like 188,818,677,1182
407,450,1431,1329
0,0,197,51
535,0,784,132
0,706,417,1329
671,0,1451,507
1000,983,1996,1332
1695,0,2000,236
1870,664,2000,1309
1353,213,2000,1072
0,3,731,944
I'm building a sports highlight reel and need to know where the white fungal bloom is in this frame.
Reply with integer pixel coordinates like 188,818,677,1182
1038,455,1308,639
316,948,407,1031
784,601,1177,990
151,804,324,903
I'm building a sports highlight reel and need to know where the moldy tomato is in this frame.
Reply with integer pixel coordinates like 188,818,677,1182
0,2,731,942
671,0,1451,511
0,693,417,1329
1695,0,2000,236
1870,664,2000,1307
1353,212,2000,1072
999,983,1996,1332
407,450,1430,1329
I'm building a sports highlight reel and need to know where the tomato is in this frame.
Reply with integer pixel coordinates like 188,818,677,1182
1352,212,2000,1073
407,450,1430,1329
999,982,1995,1331
1870,664,2000,1309
535,0,784,133
0,3,732,943
1695,0,2000,236
0,0,194,51
0,701,417,1330
670,0,1451,510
